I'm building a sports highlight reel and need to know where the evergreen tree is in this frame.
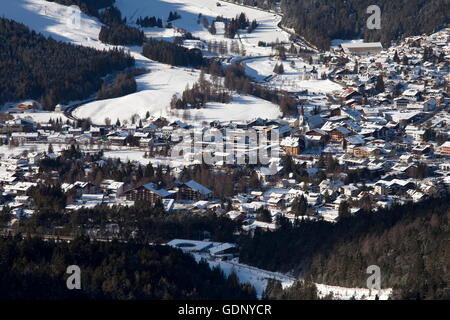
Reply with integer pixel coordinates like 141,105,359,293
338,201,351,219
209,22,217,35
292,195,308,217
402,55,409,65
393,50,400,63
375,75,385,92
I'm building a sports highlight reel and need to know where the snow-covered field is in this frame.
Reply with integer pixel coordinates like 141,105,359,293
193,253,393,300
1,0,284,125
74,62,200,124
243,56,342,94
1,0,105,48
0,143,63,159
193,253,295,299
15,111,68,124
172,94,281,123
116,0,290,56
74,64,280,124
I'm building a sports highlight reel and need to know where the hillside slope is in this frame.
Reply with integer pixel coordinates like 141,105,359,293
240,195,450,300
0,0,281,122
280,0,449,50
225,0,449,50
0,17,133,109
0,236,257,300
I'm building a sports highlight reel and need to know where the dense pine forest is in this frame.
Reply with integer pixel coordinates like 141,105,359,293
0,18,134,110
263,279,319,300
280,0,449,50
0,236,256,300
171,71,232,109
99,24,145,46
137,16,164,28
282,0,450,49
226,0,449,50
240,194,450,300
97,72,138,100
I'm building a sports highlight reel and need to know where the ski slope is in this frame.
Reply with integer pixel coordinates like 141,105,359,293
116,0,290,56
174,94,281,123
1,0,282,124
74,62,200,124
243,56,342,94
193,253,295,299
0,0,105,48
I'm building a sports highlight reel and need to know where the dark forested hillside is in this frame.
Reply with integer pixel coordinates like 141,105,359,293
228,0,449,50
280,0,449,50
240,195,450,300
0,236,256,300
0,18,134,110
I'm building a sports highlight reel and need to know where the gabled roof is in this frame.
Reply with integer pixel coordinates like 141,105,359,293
346,135,365,145
143,183,171,198
183,180,212,195
331,126,351,135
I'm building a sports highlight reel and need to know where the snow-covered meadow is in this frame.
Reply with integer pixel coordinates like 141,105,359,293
1,0,286,125
115,0,290,56
192,254,295,299
243,56,342,94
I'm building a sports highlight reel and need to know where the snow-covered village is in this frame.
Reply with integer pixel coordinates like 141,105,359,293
0,0,448,302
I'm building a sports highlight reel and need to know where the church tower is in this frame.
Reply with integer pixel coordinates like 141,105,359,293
299,104,305,126
298,105,309,133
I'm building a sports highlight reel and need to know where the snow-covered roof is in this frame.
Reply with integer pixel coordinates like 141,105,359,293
281,137,299,147
184,180,212,195
143,183,171,197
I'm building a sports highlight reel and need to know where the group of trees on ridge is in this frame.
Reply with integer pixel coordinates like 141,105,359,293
96,72,137,100
136,16,164,28
0,17,134,110
224,0,449,50
42,0,296,116
170,71,232,109
98,6,145,46
142,38,205,68
224,13,258,38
